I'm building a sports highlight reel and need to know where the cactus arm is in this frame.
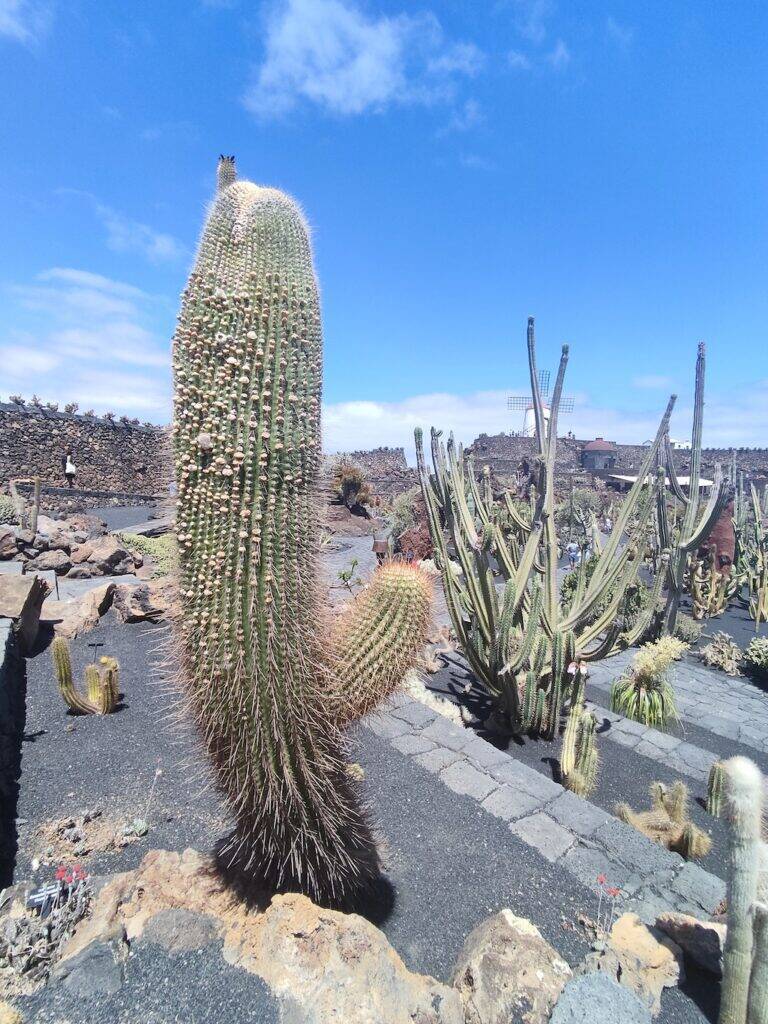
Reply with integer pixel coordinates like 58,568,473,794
748,903,768,1024
52,637,96,715
682,464,731,552
664,433,690,506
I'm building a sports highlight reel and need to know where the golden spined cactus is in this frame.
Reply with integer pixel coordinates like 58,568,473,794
615,780,712,861
332,562,432,727
172,157,430,903
707,760,726,817
53,638,119,716
560,675,599,798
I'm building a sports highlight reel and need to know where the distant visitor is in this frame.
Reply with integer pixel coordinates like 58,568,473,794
63,452,77,489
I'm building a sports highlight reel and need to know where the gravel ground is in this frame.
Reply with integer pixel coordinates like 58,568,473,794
90,504,158,531
12,610,719,1022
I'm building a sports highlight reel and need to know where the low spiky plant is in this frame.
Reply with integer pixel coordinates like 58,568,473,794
616,780,712,860
332,458,371,510
610,636,686,728
53,638,119,715
674,613,703,645
744,637,768,681
700,631,742,675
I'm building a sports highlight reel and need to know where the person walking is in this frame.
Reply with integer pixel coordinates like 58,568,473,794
566,539,580,570
63,452,77,488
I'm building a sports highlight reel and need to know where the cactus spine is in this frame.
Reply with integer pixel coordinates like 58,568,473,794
172,158,429,901
707,760,726,817
719,756,764,1024
53,637,118,716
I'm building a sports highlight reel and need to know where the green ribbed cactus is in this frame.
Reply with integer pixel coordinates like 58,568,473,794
53,637,118,716
560,674,599,797
172,157,430,901
719,756,764,1024
707,760,726,817
333,562,432,726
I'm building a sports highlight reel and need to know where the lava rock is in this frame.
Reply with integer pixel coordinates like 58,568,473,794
551,972,651,1023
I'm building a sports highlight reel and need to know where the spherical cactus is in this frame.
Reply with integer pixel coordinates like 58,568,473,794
172,157,415,901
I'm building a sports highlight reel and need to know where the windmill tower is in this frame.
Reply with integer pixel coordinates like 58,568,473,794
507,370,574,437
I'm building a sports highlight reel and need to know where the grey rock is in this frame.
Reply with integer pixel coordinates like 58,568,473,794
669,862,726,915
140,908,221,954
53,939,124,998
551,971,651,1023
655,911,725,976
26,548,72,575
547,792,611,838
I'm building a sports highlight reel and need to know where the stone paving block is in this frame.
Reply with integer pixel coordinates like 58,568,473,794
388,700,437,729
560,844,642,897
663,752,709,782
386,691,410,710
364,715,411,740
673,742,718,774
606,730,643,750
421,716,473,752
489,759,562,802
635,730,682,752
593,819,683,875
391,733,437,756
413,747,463,774
462,736,509,770
697,716,741,740
546,791,611,838
481,784,541,822
440,760,498,801
509,812,576,863
609,716,648,736
670,862,726,914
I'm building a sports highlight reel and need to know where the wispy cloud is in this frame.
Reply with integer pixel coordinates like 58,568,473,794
244,0,483,119
459,153,496,171
0,0,51,43
438,98,484,135
633,374,672,390
546,38,570,68
0,268,171,417
507,49,532,71
507,0,553,44
56,189,187,264
606,16,633,50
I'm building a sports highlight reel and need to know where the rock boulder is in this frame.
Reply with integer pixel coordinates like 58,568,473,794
452,910,572,1024
655,912,726,976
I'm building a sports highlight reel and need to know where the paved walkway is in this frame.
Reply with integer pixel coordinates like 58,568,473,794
588,651,768,756
366,693,726,927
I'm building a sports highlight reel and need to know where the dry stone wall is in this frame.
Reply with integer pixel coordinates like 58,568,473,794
324,447,418,500
0,402,171,497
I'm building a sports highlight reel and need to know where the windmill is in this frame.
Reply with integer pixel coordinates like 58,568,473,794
507,369,574,437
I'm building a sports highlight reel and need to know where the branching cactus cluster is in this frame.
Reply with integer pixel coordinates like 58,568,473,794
53,638,119,715
657,343,732,635
416,318,674,735
719,756,768,1024
688,551,740,620
172,157,430,901
733,477,768,626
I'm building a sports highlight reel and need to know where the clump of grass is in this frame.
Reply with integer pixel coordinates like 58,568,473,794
117,531,177,577
610,636,687,728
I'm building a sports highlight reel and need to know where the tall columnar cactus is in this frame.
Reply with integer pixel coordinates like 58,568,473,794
658,343,732,636
172,158,429,901
719,756,764,1024
560,675,598,797
416,317,674,735
733,478,768,627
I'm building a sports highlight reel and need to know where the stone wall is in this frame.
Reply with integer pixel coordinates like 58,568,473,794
0,402,171,497
325,447,418,500
468,433,768,483
0,621,23,885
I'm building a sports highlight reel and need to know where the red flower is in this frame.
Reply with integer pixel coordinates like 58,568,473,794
596,874,607,885
606,887,621,898
55,866,67,881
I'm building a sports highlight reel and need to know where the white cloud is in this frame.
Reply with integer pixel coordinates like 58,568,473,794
507,0,553,44
95,203,186,263
606,16,633,49
244,0,483,119
507,49,532,71
633,375,673,390
0,0,50,43
547,38,570,68
1,268,170,418
439,98,484,135
459,153,496,171
323,385,768,462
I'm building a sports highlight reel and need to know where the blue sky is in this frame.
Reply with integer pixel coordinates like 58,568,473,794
1,0,766,458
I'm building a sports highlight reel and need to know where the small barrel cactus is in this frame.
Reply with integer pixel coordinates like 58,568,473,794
53,638,119,716
172,158,430,901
